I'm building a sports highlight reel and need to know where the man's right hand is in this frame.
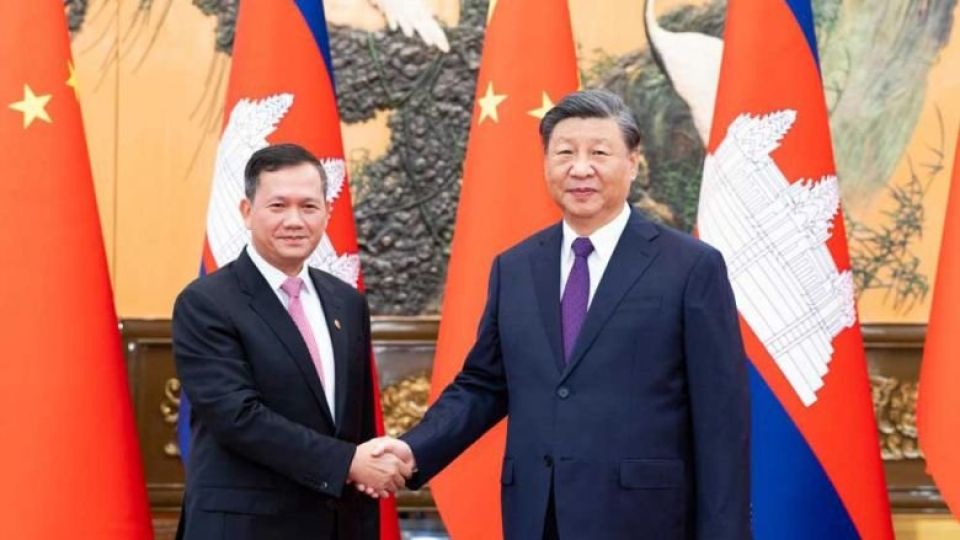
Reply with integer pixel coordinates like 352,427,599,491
371,437,415,469
347,439,413,498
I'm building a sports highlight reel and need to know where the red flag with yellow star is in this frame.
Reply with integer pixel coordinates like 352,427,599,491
427,1,578,537
0,2,153,538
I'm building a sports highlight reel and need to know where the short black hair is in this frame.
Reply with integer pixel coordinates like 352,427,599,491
243,143,328,200
539,89,642,151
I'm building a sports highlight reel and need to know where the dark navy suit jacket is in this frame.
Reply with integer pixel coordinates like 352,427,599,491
172,250,378,540
403,211,750,539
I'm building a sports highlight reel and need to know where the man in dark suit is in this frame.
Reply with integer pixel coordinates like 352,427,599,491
371,90,750,539
173,143,409,540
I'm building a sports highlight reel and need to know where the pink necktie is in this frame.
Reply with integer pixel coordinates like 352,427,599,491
280,277,326,387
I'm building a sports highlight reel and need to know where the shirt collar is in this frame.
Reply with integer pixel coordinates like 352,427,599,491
246,245,315,297
561,203,631,263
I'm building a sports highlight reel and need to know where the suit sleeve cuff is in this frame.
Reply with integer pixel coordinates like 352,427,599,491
303,439,356,498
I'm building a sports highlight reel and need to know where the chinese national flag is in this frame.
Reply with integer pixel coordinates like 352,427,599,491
0,2,153,539
918,130,960,517
427,1,578,538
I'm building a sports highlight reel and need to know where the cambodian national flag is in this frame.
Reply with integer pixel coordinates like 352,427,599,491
696,1,894,538
177,1,400,537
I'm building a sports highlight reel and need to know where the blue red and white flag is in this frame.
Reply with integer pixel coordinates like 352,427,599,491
696,1,894,538
178,1,400,537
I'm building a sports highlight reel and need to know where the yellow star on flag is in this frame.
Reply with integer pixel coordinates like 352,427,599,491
67,62,78,93
477,81,507,124
9,84,52,128
528,91,555,120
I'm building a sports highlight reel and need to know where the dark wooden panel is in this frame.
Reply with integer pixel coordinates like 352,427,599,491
863,324,942,512
121,319,184,512
119,318,944,530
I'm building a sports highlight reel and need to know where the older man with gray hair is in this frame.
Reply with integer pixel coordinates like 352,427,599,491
373,89,751,540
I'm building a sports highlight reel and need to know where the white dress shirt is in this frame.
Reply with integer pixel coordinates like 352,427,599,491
247,245,337,420
560,203,631,309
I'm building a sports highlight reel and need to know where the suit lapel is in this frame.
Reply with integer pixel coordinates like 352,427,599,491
234,251,336,428
530,224,565,373
561,212,661,382
310,269,350,433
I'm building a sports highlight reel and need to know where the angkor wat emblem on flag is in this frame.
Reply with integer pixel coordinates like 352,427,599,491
698,110,857,406
206,93,361,288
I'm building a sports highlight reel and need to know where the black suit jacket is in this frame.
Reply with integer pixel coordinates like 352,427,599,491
403,211,750,539
172,250,378,540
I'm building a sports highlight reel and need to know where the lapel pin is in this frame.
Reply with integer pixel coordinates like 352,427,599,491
334,319,342,330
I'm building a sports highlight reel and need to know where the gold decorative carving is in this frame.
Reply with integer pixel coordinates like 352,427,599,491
871,375,921,461
161,378,182,458
381,372,431,437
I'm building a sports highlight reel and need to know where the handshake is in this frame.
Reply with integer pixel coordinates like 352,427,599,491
347,437,415,498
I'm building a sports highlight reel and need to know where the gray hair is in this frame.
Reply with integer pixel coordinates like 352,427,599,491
539,89,642,151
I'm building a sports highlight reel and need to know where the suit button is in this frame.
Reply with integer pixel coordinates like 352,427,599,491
320,481,329,490
544,455,554,467
556,387,570,399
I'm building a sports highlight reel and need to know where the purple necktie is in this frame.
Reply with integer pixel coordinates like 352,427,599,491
561,237,594,363
281,276,326,388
